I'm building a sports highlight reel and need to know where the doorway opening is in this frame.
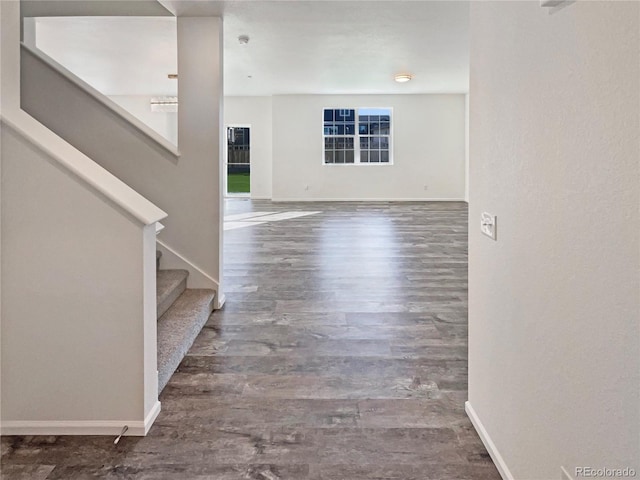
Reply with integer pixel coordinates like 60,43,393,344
226,126,250,196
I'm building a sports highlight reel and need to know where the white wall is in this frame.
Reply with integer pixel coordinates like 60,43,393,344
464,93,469,203
0,0,4,423
224,96,273,199
96,94,463,202
109,95,178,146
468,2,639,479
1,0,19,113
1,120,160,434
272,94,465,201
176,16,224,305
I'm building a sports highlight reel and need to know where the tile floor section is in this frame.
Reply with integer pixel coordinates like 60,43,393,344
1,199,500,479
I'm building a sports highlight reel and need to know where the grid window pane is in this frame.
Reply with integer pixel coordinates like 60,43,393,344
336,109,355,122
345,150,355,163
324,108,390,165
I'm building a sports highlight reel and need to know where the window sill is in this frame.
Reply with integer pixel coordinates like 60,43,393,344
323,162,394,166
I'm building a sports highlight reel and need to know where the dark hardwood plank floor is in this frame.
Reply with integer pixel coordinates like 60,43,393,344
1,200,500,479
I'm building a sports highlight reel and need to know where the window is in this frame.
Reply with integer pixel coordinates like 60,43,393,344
323,108,392,165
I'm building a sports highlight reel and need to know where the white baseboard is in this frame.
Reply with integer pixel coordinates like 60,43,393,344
1,401,161,437
215,292,226,310
561,466,574,480
156,239,219,291
271,197,467,202
142,400,162,435
465,401,514,480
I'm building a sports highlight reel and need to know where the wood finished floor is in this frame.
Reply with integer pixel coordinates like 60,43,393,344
1,200,500,480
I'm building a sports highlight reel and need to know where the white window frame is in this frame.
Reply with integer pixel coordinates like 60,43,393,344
322,107,394,166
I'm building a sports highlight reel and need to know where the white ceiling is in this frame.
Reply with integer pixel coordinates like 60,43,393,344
34,1,470,97
35,16,179,96
23,0,173,18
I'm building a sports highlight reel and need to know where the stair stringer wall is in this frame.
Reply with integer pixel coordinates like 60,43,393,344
20,35,224,307
1,116,162,436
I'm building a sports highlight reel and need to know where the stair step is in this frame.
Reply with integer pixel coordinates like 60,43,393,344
156,250,162,270
157,289,216,393
156,269,188,319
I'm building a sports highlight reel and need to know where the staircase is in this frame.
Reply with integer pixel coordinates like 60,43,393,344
19,43,221,395
155,251,215,392
0,0,223,436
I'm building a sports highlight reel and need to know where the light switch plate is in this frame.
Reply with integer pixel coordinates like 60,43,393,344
481,212,497,240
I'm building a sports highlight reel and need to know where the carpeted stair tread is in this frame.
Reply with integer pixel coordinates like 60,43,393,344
156,269,188,319
157,289,215,393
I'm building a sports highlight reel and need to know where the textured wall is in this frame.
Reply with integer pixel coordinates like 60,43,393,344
272,94,466,201
468,1,639,478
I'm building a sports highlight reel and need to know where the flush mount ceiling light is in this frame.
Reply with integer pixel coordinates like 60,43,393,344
394,74,412,83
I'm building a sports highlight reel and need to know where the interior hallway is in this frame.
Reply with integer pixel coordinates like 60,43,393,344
1,199,499,479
